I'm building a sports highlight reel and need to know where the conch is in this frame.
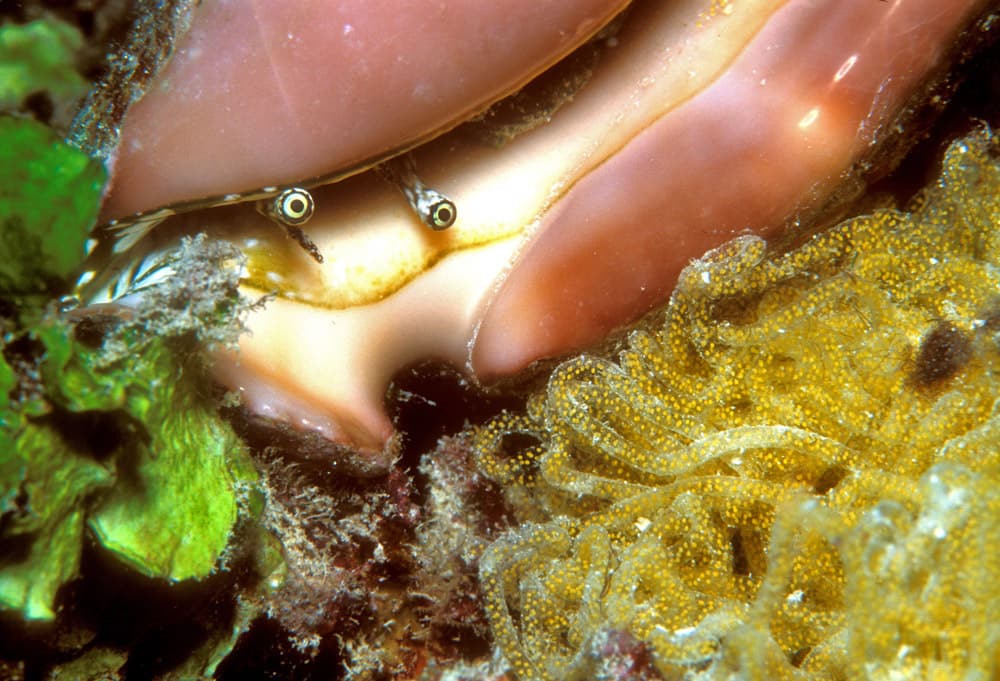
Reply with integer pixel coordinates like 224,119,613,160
80,0,995,460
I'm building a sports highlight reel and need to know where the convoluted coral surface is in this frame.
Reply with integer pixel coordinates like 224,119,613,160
474,127,1000,681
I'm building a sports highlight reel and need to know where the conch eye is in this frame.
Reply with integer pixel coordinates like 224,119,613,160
429,198,457,230
257,187,315,226
268,187,315,226
255,187,324,262
378,154,457,231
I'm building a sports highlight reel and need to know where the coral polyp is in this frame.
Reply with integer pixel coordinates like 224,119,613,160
474,127,1000,680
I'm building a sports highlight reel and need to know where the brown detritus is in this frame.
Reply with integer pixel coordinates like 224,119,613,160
385,467,423,530
422,435,517,540
70,312,121,349
67,0,198,165
1,332,46,407
212,370,523,677
410,435,514,665
243,433,503,677
71,235,257,364
254,450,416,647
911,321,973,388
589,629,667,681
421,580,493,662
420,658,513,681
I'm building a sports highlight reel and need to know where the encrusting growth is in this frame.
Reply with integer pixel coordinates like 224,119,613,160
473,127,1000,680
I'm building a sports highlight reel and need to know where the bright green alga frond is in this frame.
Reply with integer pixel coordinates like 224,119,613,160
0,318,259,621
0,116,104,292
0,424,113,620
88,346,253,580
0,18,89,111
37,320,259,581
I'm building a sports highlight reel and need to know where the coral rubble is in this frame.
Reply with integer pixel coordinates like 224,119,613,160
474,127,1000,680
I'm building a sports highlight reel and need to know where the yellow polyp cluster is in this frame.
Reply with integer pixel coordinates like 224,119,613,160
474,126,1000,681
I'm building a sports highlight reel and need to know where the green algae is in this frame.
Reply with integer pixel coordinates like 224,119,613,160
0,23,280,674
0,420,113,620
0,319,259,619
0,115,260,622
0,18,89,114
0,113,110,619
39,321,258,580
0,116,104,293
45,647,128,680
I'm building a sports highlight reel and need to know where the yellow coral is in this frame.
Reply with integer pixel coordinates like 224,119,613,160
475,127,1000,681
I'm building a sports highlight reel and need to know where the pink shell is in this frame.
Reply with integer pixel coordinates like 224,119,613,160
474,0,988,377
98,0,991,457
101,0,631,220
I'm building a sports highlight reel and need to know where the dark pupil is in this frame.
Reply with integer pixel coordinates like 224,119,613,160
436,206,452,223
288,198,305,214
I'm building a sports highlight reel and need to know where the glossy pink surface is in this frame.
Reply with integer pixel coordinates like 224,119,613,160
471,0,983,378
101,0,630,220
106,0,987,455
